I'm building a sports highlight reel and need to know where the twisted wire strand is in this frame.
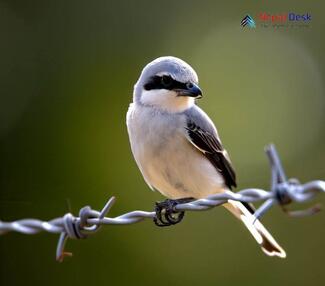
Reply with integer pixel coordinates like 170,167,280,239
0,144,324,262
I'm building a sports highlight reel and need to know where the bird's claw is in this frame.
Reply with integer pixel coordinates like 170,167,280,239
153,198,193,227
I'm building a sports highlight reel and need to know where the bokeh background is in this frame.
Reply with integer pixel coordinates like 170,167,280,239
1,1,325,285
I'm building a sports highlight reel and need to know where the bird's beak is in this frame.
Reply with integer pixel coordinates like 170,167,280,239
176,83,203,99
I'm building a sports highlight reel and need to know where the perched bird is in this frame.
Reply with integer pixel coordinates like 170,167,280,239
126,56,286,258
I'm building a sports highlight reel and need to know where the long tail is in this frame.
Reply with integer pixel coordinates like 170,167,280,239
224,199,286,258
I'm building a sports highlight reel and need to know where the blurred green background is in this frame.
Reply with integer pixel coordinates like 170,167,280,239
1,1,325,285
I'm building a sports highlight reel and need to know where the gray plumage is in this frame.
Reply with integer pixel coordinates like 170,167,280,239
133,56,198,104
126,56,286,258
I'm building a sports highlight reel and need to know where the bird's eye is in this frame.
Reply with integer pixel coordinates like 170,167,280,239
161,75,173,88
186,82,194,89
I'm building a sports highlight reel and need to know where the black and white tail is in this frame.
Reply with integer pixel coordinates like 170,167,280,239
225,199,286,258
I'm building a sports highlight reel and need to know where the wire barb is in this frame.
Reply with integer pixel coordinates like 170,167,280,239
0,144,324,261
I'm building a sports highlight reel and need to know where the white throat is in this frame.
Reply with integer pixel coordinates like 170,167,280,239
139,89,195,113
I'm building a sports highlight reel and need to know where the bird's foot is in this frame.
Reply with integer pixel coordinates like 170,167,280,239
153,198,194,227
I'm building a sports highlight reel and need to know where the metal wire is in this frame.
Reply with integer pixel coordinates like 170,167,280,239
0,144,324,262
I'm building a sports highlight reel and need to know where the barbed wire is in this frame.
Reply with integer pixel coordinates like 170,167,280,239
0,144,324,262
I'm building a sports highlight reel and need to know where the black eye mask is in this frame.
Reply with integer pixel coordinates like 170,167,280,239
144,75,188,91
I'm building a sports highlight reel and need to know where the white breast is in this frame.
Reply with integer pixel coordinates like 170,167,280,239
126,103,225,199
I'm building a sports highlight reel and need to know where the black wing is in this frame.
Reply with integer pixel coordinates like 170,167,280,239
185,120,237,189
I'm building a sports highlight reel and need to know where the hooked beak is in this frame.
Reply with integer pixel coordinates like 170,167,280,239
176,83,203,99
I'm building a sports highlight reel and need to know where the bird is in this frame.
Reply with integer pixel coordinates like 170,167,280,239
126,56,286,258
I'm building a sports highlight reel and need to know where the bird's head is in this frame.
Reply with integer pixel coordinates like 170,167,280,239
133,56,202,113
